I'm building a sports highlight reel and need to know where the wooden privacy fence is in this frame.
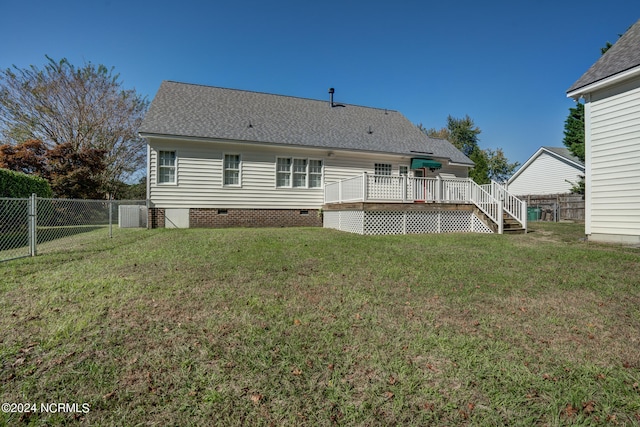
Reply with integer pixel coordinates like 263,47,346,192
521,193,584,222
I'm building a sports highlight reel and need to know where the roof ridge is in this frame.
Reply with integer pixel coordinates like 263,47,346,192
162,80,400,113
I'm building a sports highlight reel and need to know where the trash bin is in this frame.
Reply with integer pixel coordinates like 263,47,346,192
527,207,541,222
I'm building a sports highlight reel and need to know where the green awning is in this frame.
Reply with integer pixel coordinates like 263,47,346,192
410,158,442,170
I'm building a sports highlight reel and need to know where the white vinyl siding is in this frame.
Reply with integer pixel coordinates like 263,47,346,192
507,151,583,196
147,138,470,210
587,75,640,239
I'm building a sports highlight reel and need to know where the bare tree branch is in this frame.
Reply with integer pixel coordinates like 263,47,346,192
0,56,148,195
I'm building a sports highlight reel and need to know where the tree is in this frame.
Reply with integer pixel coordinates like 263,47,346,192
418,123,450,140
0,139,47,175
422,114,517,183
0,139,106,198
423,115,481,157
562,102,585,162
0,56,148,196
485,148,519,183
111,176,147,200
468,148,490,184
46,143,106,199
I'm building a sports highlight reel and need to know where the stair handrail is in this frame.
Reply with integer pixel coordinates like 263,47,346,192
490,181,527,231
469,180,503,234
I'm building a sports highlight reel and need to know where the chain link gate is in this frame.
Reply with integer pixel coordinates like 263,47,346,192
0,195,147,262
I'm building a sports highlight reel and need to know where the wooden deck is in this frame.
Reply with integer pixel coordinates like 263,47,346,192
324,174,527,235
323,201,474,212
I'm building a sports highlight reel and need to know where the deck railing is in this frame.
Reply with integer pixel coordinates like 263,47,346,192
325,173,481,204
485,181,527,230
469,183,503,234
324,173,527,233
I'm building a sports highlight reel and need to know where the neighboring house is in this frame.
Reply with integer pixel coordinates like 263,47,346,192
567,18,640,244
139,81,475,229
507,146,585,196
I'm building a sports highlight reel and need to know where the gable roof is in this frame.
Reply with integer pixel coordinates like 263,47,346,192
140,81,474,166
508,146,584,184
568,19,640,95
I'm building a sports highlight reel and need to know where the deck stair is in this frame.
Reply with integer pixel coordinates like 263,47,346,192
502,212,526,234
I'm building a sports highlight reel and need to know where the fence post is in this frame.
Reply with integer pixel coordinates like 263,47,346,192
109,199,113,238
28,193,37,257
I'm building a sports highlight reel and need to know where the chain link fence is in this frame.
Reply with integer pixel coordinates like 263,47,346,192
0,195,147,262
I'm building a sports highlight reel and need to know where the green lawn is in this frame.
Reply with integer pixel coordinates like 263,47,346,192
1,223,639,426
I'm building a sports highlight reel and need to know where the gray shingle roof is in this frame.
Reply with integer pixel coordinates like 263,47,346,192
140,81,474,165
542,146,584,167
568,19,640,93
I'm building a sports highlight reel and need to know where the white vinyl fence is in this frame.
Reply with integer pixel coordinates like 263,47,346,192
0,195,147,262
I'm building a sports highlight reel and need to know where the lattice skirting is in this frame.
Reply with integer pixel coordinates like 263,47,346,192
324,210,493,235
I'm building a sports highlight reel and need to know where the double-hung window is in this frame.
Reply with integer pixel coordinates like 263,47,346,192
158,151,176,184
293,159,308,187
309,160,323,188
276,158,292,187
276,157,323,188
223,154,241,186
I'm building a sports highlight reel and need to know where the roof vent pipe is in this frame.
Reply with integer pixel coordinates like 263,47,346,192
328,87,334,107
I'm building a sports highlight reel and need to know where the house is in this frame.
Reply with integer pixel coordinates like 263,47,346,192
567,18,640,244
140,81,526,234
507,146,585,196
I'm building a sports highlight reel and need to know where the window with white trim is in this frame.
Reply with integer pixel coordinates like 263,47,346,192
158,151,176,184
276,158,292,187
399,165,409,176
223,154,241,186
309,159,323,188
375,163,392,176
276,157,323,188
293,158,307,187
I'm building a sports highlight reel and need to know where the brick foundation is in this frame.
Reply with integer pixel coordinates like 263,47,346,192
190,208,322,228
148,208,165,228
147,208,323,228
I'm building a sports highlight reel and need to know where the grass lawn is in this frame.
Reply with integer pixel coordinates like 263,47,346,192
1,222,639,426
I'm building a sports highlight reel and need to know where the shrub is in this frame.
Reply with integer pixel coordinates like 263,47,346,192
0,168,53,198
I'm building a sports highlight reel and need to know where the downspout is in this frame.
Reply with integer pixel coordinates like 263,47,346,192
146,142,151,202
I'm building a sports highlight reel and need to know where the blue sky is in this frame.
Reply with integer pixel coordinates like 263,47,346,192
1,0,639,167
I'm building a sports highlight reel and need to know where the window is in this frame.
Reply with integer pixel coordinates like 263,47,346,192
276,158,292,187
399,165,409,176
293,159,307,188
276,157,323,188
309,160,323,188
375,163,392,176
223,154,241,186
158,151,176,184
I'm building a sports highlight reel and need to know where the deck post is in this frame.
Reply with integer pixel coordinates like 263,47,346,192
362,172,368,202
402,175,407,202
498,198,504,234
436,176,442,202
